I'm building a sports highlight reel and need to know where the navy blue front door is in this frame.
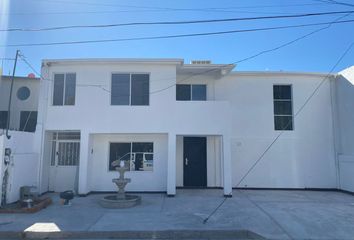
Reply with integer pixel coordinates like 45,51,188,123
183,137,207,187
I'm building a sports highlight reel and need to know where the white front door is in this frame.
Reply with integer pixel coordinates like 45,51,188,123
49,141,80,192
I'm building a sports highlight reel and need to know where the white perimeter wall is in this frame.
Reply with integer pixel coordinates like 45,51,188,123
335,68,354,192
216,73,337,189
0,131,38,203
88,134,168,192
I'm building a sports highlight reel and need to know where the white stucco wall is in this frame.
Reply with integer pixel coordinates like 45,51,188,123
36,60,341,193
40,62,230,135
89,134,168,192
1,131,38,203
216,73,337,189
335,67,354,192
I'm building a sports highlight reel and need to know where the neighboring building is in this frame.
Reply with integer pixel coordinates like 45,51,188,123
0,75,40,133
31,59,354,197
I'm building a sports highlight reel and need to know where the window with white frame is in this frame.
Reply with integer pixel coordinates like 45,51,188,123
109,142,153,171
53,73,76,106
111,73,149,106
273,85,293,130
176,84,207,101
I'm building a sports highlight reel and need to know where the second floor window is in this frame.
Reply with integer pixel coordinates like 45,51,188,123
111,73,149,106
273,85,293,130
176,84,207,101
0,111,8,129
53,73,76,106
20,111,38,132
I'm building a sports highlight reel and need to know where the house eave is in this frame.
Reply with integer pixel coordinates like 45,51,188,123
229,71,337,78
42,58,184,66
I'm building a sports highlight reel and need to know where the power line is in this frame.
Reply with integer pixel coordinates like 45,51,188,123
201,11,354,223
3,11,353,32
202,39,354,225
20,0,330,12
18,12,352,97
1,10,296,16
150,12,352,95
3,19,354,48
313,0,354,8
0,2,336,16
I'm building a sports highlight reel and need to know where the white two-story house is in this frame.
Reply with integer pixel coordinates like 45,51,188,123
34,59,354,197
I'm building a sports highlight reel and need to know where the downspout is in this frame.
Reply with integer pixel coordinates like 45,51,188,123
36,63,50,194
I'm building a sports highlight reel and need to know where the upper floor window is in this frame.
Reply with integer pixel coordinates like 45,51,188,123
111,73,149,106
53,73,76,106
0,111,8,129
17,86,31,101
273,85,293,130
20,111,38,132
176,84,206,101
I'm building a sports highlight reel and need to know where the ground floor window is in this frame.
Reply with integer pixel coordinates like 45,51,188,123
109,142,153,171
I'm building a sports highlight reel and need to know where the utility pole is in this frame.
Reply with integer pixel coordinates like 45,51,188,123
6,50,20,139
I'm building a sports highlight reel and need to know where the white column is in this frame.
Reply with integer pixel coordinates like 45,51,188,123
34,67,50,194
222,135,233,197
78,131,90,195
167,133,176,196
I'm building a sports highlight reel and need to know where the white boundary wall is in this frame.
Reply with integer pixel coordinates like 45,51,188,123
336,67,354,192
0,131,38,203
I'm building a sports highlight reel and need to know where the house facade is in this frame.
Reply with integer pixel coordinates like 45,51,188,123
0,75,39,133
33,59,354,197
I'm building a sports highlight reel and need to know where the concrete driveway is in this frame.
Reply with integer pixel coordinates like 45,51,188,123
0,189,354,239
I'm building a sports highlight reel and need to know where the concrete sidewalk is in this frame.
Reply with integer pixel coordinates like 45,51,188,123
0,189,354,239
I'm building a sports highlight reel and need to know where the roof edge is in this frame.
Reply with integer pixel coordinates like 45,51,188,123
42,58,184,65
230,71,337,78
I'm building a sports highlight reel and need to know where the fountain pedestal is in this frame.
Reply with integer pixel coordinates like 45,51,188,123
99,161,141,208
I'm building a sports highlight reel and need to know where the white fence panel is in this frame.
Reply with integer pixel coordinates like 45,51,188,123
0,131,39,204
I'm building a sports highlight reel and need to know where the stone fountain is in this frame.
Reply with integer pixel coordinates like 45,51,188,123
99,160,141,208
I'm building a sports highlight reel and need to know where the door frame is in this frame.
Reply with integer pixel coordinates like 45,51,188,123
183,136,207,187
49,138,80,192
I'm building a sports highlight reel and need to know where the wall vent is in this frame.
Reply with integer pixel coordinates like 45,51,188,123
191,60,212,65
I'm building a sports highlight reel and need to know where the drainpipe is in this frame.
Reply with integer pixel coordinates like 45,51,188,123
6,50,20,139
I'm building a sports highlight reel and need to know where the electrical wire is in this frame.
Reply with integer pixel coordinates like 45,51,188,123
313,0,354,8
3,19,354,48
3,11,353,32
202,38,354,225
201,11,354,223
17,12,352,96
20,0,330,12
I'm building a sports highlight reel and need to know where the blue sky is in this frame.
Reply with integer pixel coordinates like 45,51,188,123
1,0,353,76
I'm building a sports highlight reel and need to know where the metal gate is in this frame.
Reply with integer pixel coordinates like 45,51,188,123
49,132,80,192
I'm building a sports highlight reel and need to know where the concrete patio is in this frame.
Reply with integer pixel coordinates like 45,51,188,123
0,189,354,239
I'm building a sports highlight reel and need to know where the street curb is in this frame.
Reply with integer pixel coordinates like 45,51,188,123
0,230,265,239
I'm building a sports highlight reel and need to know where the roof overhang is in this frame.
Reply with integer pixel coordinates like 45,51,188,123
1,75,40,81
177,63,236,78
42,58,184,66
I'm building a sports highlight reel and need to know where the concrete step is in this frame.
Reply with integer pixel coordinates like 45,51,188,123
0,230,265,239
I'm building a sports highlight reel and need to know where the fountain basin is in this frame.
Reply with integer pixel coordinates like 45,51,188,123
99,195,141,208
